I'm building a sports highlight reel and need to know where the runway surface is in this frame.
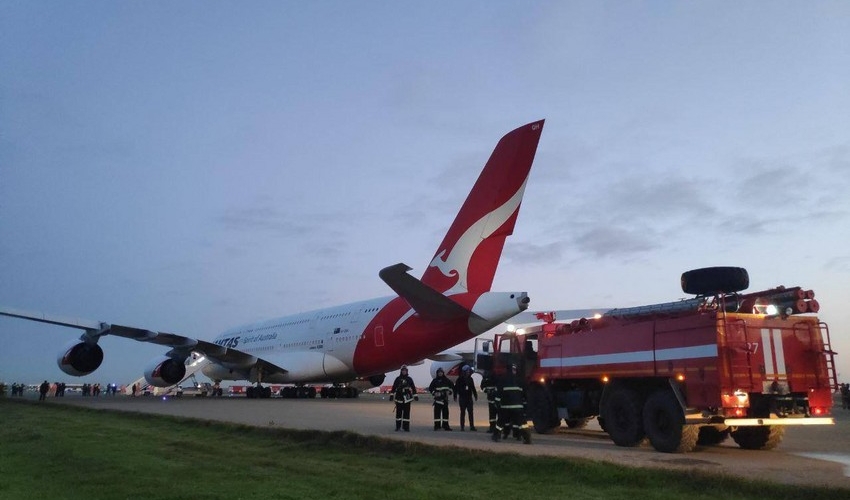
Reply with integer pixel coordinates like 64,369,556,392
37,393,850,489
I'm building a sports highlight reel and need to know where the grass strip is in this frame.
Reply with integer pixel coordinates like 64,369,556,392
0,399,847,500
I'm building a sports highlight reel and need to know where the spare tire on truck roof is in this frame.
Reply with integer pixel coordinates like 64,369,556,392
681,266,749,295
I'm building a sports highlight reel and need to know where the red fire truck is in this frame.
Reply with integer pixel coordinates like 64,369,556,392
473,267,838,453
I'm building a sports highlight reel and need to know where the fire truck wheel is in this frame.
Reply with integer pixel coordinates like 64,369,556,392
601,387,645,447
527,384,559,434
730,425,785,450
680,266,749,295
565,418,589,429
642,390,698,453
697,425,730,446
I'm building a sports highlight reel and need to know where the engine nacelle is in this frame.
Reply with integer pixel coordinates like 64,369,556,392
430,360,467,381
144,355,187,387
57,340,104,377
349,374,386,391
202,362,247,382
368,374,386,387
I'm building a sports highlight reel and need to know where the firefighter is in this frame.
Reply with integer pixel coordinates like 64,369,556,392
492,364,531,444
453,365,478,431
428,367,453,430
480,371,498,433
841,383,849,410
390,365,417,431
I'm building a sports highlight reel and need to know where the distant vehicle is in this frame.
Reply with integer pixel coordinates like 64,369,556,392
176,383,210,397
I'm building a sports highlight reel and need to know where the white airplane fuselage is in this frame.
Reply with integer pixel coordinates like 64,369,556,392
204,290,529,384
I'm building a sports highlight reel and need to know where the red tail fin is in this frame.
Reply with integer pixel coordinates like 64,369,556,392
420,120,544,294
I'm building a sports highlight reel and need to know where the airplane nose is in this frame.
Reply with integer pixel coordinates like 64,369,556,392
519,293,530,310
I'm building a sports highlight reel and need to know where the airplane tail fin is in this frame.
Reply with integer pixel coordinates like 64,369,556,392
420,120,544,295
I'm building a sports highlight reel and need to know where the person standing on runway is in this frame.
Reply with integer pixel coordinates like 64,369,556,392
454,365,478,431
428,367,453,430
390,365,417,431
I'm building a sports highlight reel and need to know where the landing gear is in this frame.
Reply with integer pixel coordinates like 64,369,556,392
245,385,272,399
320,385,359,398
279,386,318,399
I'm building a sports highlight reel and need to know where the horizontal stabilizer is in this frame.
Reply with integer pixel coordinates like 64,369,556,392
507,308,611,325
379,263,477,321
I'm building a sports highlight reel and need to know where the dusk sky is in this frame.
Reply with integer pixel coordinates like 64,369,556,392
2,2,849,388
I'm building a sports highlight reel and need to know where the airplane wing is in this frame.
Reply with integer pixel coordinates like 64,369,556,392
0,305,286,375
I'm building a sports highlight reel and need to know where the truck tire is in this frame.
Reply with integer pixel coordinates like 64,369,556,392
566,418,589,429
601,387,645,447
697,426,730,446
527,384,559,434
681,267,749,295
731,425,785,450
642,390,698,453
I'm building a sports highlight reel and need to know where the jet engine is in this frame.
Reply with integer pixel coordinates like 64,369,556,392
57,339,104,376
349,374,386,391
144,355,187,387
430,360,469,381
201,362,247,382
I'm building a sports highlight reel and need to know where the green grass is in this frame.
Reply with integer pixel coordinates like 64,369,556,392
0,399,847,500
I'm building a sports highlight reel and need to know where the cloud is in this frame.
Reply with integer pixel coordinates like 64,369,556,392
572,226,658,258
217,205,309,236
503,241,565,266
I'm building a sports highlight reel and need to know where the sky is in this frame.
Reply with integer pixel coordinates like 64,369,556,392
1,2,849,389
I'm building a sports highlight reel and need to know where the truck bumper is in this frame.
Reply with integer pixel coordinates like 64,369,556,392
686,415,834,426
722,417,834,427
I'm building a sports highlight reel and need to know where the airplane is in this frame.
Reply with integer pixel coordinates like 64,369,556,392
0,120,545,398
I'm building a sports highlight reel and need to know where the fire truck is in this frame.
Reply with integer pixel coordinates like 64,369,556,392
473,267,838,453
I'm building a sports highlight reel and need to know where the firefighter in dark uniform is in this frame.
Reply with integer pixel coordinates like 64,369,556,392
480,371,498,433
492,363,531,444
390,365,416,431
428,367,454,430
453,364,478,431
